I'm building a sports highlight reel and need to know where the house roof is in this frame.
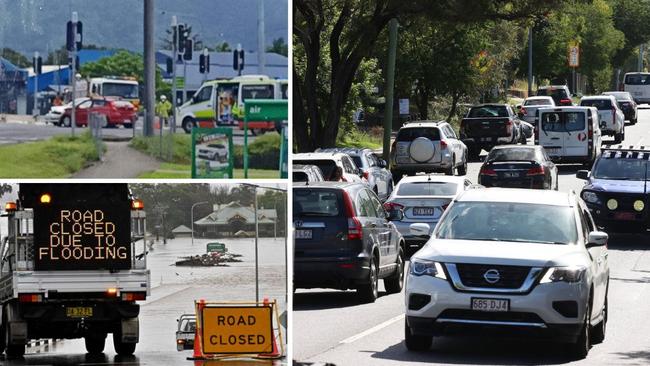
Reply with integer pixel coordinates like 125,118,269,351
172,224,193,234
194,201,277,226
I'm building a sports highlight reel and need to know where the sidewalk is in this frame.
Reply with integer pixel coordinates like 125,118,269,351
72,140,161,178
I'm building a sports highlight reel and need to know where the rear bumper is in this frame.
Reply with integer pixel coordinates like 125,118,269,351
294,257,371,289
479,176,547,189
548,155,592,164
462,136,514,148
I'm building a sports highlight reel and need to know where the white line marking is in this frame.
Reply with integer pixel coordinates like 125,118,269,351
339,313,405,344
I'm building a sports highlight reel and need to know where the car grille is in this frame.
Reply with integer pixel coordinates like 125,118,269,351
438,309,544,324
455,263,531,289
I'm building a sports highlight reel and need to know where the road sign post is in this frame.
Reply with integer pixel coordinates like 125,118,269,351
243,99,288,178
568,42,580,95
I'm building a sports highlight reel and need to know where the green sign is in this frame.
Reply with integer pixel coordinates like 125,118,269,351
174,77,185,88
206,242,227,253
243,99,288,178
191,127,234,179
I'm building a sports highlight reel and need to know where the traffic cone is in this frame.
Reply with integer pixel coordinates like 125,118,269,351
256,297,282,359
188,299,206,360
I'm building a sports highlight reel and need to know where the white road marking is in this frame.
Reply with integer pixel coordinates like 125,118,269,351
339,313,405,344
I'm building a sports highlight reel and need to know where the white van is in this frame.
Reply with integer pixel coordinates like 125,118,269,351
623,72,650,104
535,106,602,166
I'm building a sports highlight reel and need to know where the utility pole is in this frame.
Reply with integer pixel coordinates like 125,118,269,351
257,0,265,75
33,51,39,117
639,44,645,72
144,0,155,136
171,16,178,134
528,28,533,97
383,19,398,167
69,11,79,137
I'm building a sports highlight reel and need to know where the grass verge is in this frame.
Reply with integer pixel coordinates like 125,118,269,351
0,132,100,178
337,127,382,149
137,162,279,179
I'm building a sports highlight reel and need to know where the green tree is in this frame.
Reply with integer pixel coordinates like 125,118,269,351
266,38,288,56
212,42,232,52
611,0,650,68
1,48,30,68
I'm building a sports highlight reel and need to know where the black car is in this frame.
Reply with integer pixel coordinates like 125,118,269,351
293,182,405,303
577,147,649,233
478,145,558,190
460,104,524,160
603,91,638,124
537,85,573,106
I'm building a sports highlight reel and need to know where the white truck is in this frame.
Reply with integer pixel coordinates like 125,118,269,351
0,183,150,359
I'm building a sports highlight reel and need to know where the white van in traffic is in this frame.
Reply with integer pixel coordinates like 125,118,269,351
624,72,650,104
535,106,602,166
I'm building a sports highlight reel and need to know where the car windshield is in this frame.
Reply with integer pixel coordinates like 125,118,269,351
396,127,440,141
580,99,613,110
524,99,552,106
102,83,139,98
436,202,577,244
468,106,508,118
487,148,537,162
397,182,457,196
293,171,309,182
537,88,569,99
625,74,650,85
604,92,632,101
592,158,650,180
293,159,337,179
294,189,341,216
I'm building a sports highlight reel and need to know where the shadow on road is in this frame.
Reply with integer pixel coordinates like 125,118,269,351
0,353,138,365
369,337,581,365
294,290,391,311
612,350,650,364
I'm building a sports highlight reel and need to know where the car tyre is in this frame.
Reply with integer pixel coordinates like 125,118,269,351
182,117,195,134
62,116,71,127
569,299,590,359
357,257,379,303
404,319,432,351
614,131,623,144
457,158,467,176
0,321,5,354
591,291,607,344
384,247,404,294
124,123,133,129
85,334,106,354
468,145,480,162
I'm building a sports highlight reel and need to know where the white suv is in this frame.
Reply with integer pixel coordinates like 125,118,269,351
580,95,625,143
404,188,609,359
293,152,365,183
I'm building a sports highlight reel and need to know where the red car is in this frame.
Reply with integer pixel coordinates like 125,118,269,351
59,98,137,128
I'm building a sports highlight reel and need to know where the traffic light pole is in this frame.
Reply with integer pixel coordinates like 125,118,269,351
171,17,178,135
33,52,39,117
71,18,77,137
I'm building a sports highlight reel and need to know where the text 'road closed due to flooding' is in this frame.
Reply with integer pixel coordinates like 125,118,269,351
34,204,131,270
202,306,273,354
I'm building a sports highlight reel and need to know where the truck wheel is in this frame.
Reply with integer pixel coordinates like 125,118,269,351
85,334,106,354
113,329,136,356
631,118,637,125
384,247,404,294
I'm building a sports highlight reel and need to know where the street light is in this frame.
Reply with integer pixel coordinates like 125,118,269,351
191,201,210,246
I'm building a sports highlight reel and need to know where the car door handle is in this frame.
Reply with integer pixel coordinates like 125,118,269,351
207,104,212,107
550,137,560,140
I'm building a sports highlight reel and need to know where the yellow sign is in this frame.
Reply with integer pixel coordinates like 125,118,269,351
201,306,273,354
568,41,580,68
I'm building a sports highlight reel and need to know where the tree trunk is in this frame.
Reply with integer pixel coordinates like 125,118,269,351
447,91,460,122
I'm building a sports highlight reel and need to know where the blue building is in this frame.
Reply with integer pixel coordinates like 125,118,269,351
0,57,28,114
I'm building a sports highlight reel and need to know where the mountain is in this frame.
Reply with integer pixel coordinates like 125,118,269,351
0,0,288,56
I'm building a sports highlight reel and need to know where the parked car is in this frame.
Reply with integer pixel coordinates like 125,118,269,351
197,143,228,162
536,106,602,167
390,121,468,181
404,188,609,359
478,145,558,190
579,95,625,143
293,182,405,303
317,147,393,201
292,164,325,183
577,146,650,233
59,98,137,128
518,96,555,123
537,85,573,106
175,314,196,351
602,91,638,124
293,152,366,183
383,175,473,253
459,104,523,160
44,97,89,125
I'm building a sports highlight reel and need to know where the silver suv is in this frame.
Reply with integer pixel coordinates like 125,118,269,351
390,121,468,182
404,188,609,359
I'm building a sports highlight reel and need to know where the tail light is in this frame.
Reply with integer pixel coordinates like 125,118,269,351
343,191,362,240
121,292,146,301
479,166,497,176
560,98,571,105
460,120,467,134
131,199,144,210
384,202,404,211
526,166,545,175
440,140,447,149
19,293,43,303
5,201,17,212
363,171,370,180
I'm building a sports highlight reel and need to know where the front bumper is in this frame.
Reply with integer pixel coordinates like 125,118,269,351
294,257,371,290
585,202,649,231
405,270,589,342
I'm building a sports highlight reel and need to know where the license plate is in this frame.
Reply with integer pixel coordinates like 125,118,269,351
295,229,312,239
613,212,636,221
471,298,509,312
413,207,435,216
66,307,93,318
503,172,520,178
480,137,493,142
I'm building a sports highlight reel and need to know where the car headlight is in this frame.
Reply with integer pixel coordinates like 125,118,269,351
409,259,446,279
540,266,586,283
581,191,600,204
634,200,645,212
607,198,618,210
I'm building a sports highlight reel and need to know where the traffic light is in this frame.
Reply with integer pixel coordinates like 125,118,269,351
32,56,42,75
183,39,193,61
177,24,187,53
68,55,80,69
199,53,210,74
233,49,244,72
66,20,83,51
166,57,173,74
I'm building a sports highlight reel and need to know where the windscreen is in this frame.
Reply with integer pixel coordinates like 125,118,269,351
580,99,612,110
396,128,440,141
541,112,586,132
102,83,138,99
436,201,577,244
625,74,650,85
604,92,632,101
468,106,508,118
486,148,537,162
293,189,341,217
592,158,650,181
524,99,553,106
397,182,458,196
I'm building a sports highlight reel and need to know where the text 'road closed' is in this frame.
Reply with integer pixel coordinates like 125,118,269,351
201,306,273,354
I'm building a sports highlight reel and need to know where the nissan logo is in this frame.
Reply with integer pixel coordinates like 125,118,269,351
483,269,501,284
294,220,303,228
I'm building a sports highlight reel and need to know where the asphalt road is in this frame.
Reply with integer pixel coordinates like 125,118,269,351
1,236,288,365
0,118,258,145
294,107,650,365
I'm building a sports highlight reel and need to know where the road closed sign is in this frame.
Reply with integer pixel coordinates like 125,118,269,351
201,306,273,354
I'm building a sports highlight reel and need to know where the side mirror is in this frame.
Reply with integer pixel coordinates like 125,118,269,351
586,231,608,248
387,209,404,221
379,159,387,168
576,170,589,180
410,223,430,236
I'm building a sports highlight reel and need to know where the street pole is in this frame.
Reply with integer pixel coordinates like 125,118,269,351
257,0,265,75
171,16,178,134
202,48,208,83
71,11,77,137
144,0,155,137
182,59,187,105
639,44,645,72
383,19,398,167
33,51,39,117
191,201,209,247
528,28,533,97
254,187,259,303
